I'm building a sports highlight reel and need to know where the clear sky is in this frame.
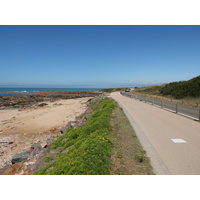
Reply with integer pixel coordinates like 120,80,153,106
0,25,200,88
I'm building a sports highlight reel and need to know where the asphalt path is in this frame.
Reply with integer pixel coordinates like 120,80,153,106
111,92,200,175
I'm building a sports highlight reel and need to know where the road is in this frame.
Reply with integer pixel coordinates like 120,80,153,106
111,92,200,175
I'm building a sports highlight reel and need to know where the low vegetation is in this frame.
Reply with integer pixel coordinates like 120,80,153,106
160,75,200,99
37,97,115,175
132,76,200,108
133,85,164,96
101,88,125,93
43,156,52,163
36,96,153,175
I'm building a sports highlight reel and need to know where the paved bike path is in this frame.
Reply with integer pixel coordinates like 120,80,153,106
111,92,200,175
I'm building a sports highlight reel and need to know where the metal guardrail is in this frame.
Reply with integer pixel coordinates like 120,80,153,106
120,92,200,122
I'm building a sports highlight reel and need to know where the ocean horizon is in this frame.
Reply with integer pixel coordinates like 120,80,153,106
0,87,104,96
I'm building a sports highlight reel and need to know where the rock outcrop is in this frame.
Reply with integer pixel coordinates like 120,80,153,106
0,91,101,109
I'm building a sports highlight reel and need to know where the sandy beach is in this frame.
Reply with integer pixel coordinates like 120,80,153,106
0,97,91,168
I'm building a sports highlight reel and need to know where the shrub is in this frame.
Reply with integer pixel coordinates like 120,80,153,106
160,75,200,99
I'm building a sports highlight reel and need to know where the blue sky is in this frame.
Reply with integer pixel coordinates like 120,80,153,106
0,25,200,88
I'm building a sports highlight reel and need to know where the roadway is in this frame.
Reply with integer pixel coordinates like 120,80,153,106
111,92,200,175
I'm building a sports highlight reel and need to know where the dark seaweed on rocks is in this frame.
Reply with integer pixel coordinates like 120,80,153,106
0,91,102,108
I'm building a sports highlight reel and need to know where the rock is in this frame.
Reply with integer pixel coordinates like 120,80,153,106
84,107,92,114
0,163,27,175
38,103,48,107
25,151,49,174
53,103,62,106
45,167,55,174
70,122,76,127
50,128,60,133
0,91,101,108
29,143,43,159
61,145,73,154
60,121,73,134
60,127,69,134
27,146,61,174
9,142,14,144
0,165,12,175
75,116,81,121
73,121,86,128
11,152,31,164
42,137,54,149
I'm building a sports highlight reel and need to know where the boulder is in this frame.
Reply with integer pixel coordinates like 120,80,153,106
60,121,73,134
29,143,43,159
11,152,31,164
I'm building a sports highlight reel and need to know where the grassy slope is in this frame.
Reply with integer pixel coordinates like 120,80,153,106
132,84,200,108
160,75,200,99
37,98,115,175
36,97,153,175
134,76,200,100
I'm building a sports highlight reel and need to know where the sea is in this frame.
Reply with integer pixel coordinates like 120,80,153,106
0,88,104,96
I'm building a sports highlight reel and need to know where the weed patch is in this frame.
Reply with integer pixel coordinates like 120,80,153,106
36,98,115,175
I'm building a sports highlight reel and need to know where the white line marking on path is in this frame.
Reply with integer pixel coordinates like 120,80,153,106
171,139,186,143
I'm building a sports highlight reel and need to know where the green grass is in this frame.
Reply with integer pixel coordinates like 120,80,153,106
36,97,115,175
133,85,164,95
133,76,200,99
160,75,200,99
43,155,52,163
36,96,154,175
132,84,200,108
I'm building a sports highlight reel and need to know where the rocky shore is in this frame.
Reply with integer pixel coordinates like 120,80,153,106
0,94,106,175
0,91,101,108
0,106,92,175
0,91,102,173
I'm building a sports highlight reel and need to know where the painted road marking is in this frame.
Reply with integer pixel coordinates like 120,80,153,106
171,139,186,143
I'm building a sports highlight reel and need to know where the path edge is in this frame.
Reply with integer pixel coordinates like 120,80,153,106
111,94,171,175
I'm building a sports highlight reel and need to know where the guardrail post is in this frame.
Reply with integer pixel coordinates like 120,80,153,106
176,104,178,114
199,109,200,122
